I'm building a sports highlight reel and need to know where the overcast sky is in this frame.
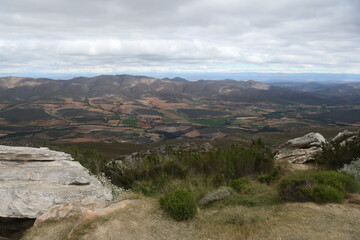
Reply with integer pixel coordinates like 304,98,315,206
0,0,359,77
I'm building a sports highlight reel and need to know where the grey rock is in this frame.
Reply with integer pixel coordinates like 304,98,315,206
200,142,213,152
275,132,326,164
199,187,231,207
0,145,112,219
332,130,359,146
0,145,73,161
285,132,326,148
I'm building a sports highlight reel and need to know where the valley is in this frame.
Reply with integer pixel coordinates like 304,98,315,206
0,75,359,146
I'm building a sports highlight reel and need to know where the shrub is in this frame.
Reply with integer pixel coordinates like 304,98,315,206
311,184,344,203
212,173,226,187
132,181,156,196
176,144,274,179
160,190,197,221
257,174,272,185
95,172,125,199
278,177,314,202
257,168,280,185
311,171,360,193
231,177,250,192
318,135,360,168
163,162,188,178
107,143,274,191
65,146,109,175
340,158,360,181
278,170,360,203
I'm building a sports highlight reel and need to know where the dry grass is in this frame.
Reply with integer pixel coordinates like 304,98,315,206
21,216,79,240
22,194,360,240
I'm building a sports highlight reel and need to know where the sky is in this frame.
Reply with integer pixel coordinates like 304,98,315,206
0,0,360,79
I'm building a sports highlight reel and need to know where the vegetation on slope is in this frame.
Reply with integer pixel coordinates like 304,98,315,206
21,136,360,239
317,133,360,169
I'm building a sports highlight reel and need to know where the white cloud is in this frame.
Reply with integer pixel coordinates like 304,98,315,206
0,0,359,75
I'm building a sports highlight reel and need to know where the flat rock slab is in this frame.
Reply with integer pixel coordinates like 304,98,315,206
0,145,73,161
0,145,112,219
0,161,93,185
0,181,111,218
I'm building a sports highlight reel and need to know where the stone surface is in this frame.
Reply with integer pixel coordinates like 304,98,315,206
332,130,359,146
35,199,136,228
0,145,73,161
275,132,326,164
34,198,107,226
199,187,231,207
0,145,112,219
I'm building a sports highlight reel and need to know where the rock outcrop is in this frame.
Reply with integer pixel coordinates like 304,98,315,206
0,145,112,219
199,187,231,207
34,199,136,226
275,132,326,164
332,130,359,146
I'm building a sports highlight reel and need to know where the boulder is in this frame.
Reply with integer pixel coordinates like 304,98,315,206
275,132,326,164
0,145,112,219
199,187,231,207
332,130,359,146
200,142,213,152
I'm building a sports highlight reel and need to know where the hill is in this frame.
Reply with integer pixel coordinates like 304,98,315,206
0,75,359,144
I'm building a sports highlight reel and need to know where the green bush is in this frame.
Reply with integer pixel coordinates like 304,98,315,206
231,177,250,192
176,144,274,179
257,168,280,185
257,174,272,185
318,135,360,168
311,171,360,193
278,170,360,203
109,143,274,191
311,184,344,203
160,190,197,221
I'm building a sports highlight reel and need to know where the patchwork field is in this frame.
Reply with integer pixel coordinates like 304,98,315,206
0,75,359,145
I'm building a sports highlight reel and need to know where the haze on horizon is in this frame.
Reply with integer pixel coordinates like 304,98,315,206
1,0,359,79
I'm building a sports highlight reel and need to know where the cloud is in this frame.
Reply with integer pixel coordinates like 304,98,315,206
0,0,359,75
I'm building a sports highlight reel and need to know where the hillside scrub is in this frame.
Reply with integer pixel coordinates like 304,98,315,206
340,157,360,181
108,141,274,192
278,170,360,203
230,177,250,192
318,133,360,168
160,190,197,221
60,145,110,175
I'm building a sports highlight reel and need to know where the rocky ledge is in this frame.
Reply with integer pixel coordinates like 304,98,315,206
275,130,359,164
275,132,326,164
0,145,112,219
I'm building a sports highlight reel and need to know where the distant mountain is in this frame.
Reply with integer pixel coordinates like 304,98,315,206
316,83,360,97
0,75,337,105
269,81,360,103
269,81,328,92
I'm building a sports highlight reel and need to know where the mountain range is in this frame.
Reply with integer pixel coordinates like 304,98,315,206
0,75,359,144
